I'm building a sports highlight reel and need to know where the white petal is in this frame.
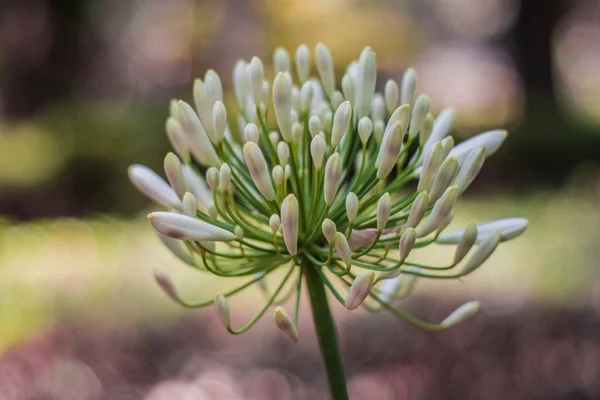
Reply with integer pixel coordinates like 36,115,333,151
128,164,181,209
148,211,235,242
437,217,528,244
448,129,507,164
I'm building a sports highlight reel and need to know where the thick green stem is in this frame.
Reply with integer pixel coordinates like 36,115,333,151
304,260,349,400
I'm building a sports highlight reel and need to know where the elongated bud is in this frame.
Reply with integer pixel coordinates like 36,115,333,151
440,301,480,328
269,131,280,147
356,47,377,119
284,164,291,180
334,232,352,267
234,226,244,239
438,218,528,244
315,43,335,98
331,101,352,147
386,104,411,134
417,141,444,192
372,93,386,122
273,47,291,73
345,271,375,310
437,210,454,233
205,69,223,104
416,186,459,237
275,142,289,167
399,227,417,261
249,56,264,105
291,86,301,112
281,194,299,255
219,163,232,192
273,72,293,141
400,68,417,106
164,153,187,199
295,44,310,83
269,214,281,234
157,232,194,265
272,165,284,185
181,165,212,207
214,294,230,328
322,219,337,244
425,108,456,152
154,269,181,303
376,122,404,179
206,167,219,193
262,81,270,110
300,81,314,113
346,192,359,223
233,60,249,108
358,117,373,145
407,191,430,228
182,192,197,217
429,157,459,201
419,113,434,149
273,306,298,342
244,123,259,143
192,79,214,142
453,147,485,194
452,223,478,264
291,122,303,144
324,153,342,204
331,91,344,110
165,117,190,164
385,79,399,114
207,203,217,220
376,193,391,231
409,95,430,138
128,164,182,209
176,101,221,167
449,129,507,164
341,74,355,103
212,101,227,144
460,231,500,275
148,212,235,241
441,136,454,159
308,116,321,137
322,112,333,134
243,142,275,201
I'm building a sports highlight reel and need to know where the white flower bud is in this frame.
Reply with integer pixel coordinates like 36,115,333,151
307,136,325,170
128,164,182,209
355,47,377,119
300,81,314,114
165,117,190,164
204,69,223,104
440,301,480,328
192,79,214,142
429,157,459,201
284,164,291,180
322,219,337,244
157,232,194,265
419,113,434,149
291,86,301,112
295,44,310,83
249,56,264,106
277,141,290,166
219,163,232,192
334,232,352,267
331,91,344,110
346,192,359,223
176,101,221,167
438,218,528,245
441,136,454,159
182,192,197,217
273,72,293,141
331,101,352,147
234,226,244,239
351,119,370,147
244,123,259,143
233,60,250,108
308,115,321,137
437,210,454,233
376,122,404,180
453,147,485,194
384,79,399,114
341,74,355,104
269,131,280,147
315,43,335,98
273,47,291,73
273,306,299,342
272,165,284,185
371,93,386,122
281,194,299,255
399,227,416,261
416,186,459,237
269,214,281,234
386,104,410,136
417,141,444,192
425,109,455,153
211,101,227,144
181,165,212,207
376,193,391,231
206,167,219,193
148,211,235,241
262,81,270,110
154,268,180,303
169,99,178,118
409,95,430,139
407,191,430,228
345,271,374,310
452,223,478,264
460,232,500,275
400,68,417,106
243,142,275,201
449,129,507,165
324,153,342,205
164,153,186,199
207,203,217,220
214,293,230,328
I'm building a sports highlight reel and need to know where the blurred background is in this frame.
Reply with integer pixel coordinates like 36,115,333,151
1,0,600,398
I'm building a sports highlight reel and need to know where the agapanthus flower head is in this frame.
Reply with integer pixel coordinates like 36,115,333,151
129,44,528,341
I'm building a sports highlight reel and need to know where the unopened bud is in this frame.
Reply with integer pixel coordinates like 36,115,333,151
281,194,299,255
400,68,417,106
440,301,480,328
164,153,187,199
166,117,190,164
417,142,444,192
291,122,303,144
244,123,259,143
419,113,434,149
334,232,352,267
409,95,430,139
243,142,275,201
295,44,310,83
407,191,430,228
273,47,291,73
272,165,284,185
182,192,197,217
345,271,375,310
273,306,299,342
214,293,231,328
206,167,219,192
449,129,507,164
176,101,221,167
269,214,281,234
376,193,391,231
324,153,343,205
399,227,416,261
212,101,227,144
219,163,232,192
384,79,399,114
372,93,386,122
341,74,355,103
358,117,373,145
249,56,264,106
429,157,459,201
300,81,314,114
376,122,404,179
275,143,289,168
269,131,280,147
416,186,458,237
154,268,180,303
356,47,377,119
273,72,293,141
315,43,335,98
453,147,485,194
331,101,352,147
308,116,321,137
453,223,478,264
346,192,359,223
460,231,500,275
331,91,344,110
438,218,528,244
148,211,235,241
322,219,337,243
441,136,454,159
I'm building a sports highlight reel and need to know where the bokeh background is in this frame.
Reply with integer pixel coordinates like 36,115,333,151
1,0,600,399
